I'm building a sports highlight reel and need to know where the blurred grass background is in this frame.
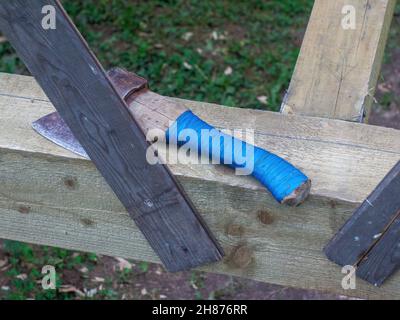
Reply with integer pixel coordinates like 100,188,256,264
0,0,399,300
0,0,315,109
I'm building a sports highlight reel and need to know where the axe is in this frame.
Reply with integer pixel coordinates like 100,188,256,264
33,68,311,206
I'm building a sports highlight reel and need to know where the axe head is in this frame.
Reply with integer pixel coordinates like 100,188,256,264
32,111,89,159
32,68,148,159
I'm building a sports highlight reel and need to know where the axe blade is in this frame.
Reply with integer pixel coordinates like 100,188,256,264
32,111,89,159
1,0,223,272
32,67,148,160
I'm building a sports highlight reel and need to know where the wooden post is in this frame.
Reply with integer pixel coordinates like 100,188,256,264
281,0,396,122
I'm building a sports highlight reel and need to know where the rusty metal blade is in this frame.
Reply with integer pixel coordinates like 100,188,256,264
32,111,89,159
31,68,148,160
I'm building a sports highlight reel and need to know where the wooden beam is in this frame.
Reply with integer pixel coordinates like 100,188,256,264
281,0,396,122
1,73,400,299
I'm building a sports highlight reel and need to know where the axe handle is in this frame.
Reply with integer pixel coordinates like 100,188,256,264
113,70,311,206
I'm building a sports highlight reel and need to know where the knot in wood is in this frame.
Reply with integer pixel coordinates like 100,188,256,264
230,245,253,269
258,210,274,225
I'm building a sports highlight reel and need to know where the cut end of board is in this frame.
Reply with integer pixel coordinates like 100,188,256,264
282,179,311,207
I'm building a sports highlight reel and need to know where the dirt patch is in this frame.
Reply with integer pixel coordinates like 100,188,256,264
369,49,400,129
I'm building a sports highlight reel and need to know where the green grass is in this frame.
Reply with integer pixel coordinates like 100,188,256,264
0,0,314,110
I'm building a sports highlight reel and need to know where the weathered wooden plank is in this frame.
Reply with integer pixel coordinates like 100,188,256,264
281,0,396,122
1,73,400,298
325,161,400,286
356,211,400,286
0,0,223,271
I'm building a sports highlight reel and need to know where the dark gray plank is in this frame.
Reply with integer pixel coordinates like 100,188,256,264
356,211,400,287
324,161,400,285
0,0,223,272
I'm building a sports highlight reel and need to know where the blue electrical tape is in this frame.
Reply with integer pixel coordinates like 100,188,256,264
166,110,308,202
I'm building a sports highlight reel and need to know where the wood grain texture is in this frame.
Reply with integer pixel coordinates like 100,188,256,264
356,211,400,287
0,0,223,271
325,161,400,286
281,0,396,122
1,73,400,298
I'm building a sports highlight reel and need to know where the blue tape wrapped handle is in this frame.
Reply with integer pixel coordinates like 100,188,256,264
166,111,311,206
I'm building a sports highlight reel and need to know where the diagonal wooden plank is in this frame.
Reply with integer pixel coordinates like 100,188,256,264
324,161,400,286
356,209,400,287
281,0,396,122
0,0,223,271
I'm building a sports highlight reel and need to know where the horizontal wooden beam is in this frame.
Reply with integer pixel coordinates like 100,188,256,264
281,0,396,122
1,73,400,299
